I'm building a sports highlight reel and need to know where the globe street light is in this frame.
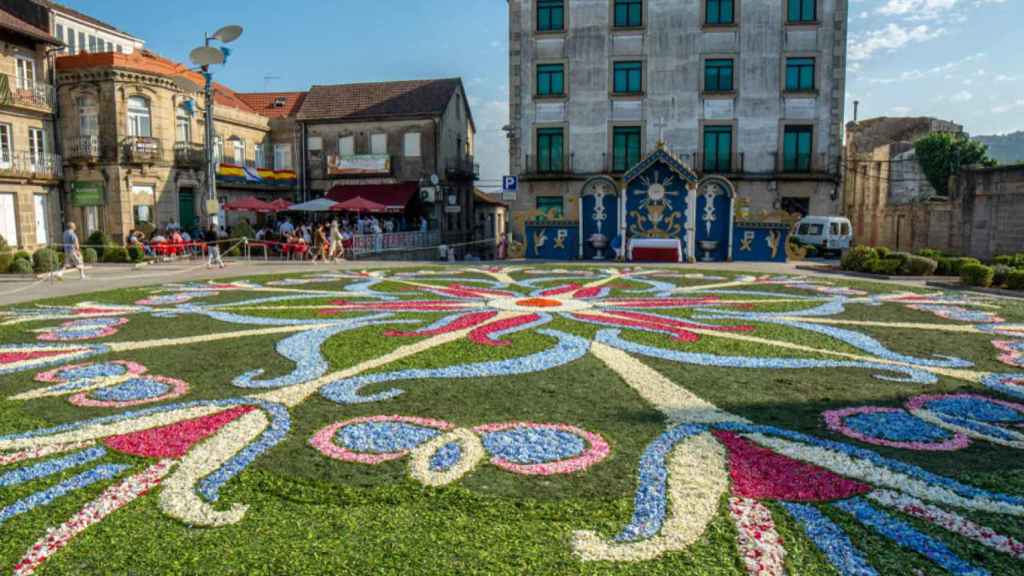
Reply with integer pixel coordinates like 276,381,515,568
189,25,243,228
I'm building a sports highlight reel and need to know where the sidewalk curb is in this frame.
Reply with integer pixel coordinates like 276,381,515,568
793,265,946,282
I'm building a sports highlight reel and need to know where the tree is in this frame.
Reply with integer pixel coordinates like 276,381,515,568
914,133,997,197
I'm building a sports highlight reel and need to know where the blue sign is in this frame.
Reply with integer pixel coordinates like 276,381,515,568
502,176,518,193
732,223,790,263
525,223,578,260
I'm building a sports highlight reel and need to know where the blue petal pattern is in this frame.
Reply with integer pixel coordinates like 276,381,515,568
782,502,878,576
481,427,585,464
832,498,989,576
0,464,128,526
320,329,590,404
0,447,107,487
429,442,463,472
336,422,440,453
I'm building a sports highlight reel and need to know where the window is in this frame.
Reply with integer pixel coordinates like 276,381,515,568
88,35,97,52
614,0,642,27
612,126,642,172
133,204,152,226
15,57,35,90
0,194,16,247
403,132,421,157
67,28,76,53
704,59,734,92
536,63,565,96
787,0,816,23
339,135,354,156
703,126,732,173
370,133,387,155
33,195,48,245
536,127,564,173
55,24,64,47
274,143,292,169
613,61,642,95
173,105,190,143
254,144,266,169
116,44,123,53
230,137,244,164
536,196,564,219
29,128,46,168
126,96,151,137
0,124,10,167
706,0,735,25
78,95,98,153
785,57,815,92
78,32,85,52
537,0,564,31
783,126,813,172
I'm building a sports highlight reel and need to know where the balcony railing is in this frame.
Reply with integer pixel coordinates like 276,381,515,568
121,136,163,163
523,153,576,177
1,76,54,110
66,136,101,161
445,156,478,180
0,150,62,179
173,142,206,167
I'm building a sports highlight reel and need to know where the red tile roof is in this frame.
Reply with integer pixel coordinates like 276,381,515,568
235,92,307,119
0,7,60,45
55,50,261,115
295,78,462,122
474,189,508,208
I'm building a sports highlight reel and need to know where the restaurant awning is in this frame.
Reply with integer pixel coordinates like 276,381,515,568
267,198,293,211
287,198,339,212
326,182,418,213
222,196,274,213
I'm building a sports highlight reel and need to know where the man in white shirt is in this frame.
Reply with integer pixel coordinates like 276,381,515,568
279,218,295,236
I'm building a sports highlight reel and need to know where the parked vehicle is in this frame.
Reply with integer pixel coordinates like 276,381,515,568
792,216,853,256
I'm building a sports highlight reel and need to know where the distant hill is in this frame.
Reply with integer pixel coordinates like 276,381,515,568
974,132,1024,165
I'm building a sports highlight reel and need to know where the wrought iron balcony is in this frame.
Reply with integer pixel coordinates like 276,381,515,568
173,142,206,167
121,136,163,163
523,152,577,178
0,150,62,179
66,136,101,161
445,156,478,180
0,75,54,110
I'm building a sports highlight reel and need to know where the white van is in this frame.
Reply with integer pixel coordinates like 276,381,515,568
792,216,853,256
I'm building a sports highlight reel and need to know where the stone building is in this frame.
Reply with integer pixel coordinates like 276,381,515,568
37,0,144,56
55,49,297,242
0,3,61,249
842,116,963,247
295,79,477,245
505,0,848,244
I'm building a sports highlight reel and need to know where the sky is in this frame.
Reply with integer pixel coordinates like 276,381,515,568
64,0,1022,188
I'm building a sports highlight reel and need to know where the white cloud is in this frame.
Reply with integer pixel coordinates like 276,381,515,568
849,23,944,61
950,90,973,102
992,99,1024,114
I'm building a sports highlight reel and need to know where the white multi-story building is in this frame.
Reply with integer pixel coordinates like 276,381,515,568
40,0,144,55
506,0,849,243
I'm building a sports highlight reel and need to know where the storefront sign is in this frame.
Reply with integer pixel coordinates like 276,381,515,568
327,154,391,176
70,181,104,207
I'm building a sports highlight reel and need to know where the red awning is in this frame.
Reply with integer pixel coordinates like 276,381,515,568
223,196,274,213
267,198,293,211
331,196,390,213
326,183,418,213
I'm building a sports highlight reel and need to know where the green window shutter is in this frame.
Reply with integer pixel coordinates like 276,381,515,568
783,126,813,172
785,58,815,91
613,127,641,172
705,59,734,92
707,0,734,25
536,196,564,219
721,0,734,23
788,0,816,22
614,62,642,94
538,0,564,32
703,126,732,173
537,128,564,172
614,0,642,27
537,64,564,96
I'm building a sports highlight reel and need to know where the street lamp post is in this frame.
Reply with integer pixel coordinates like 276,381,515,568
189,25,243,229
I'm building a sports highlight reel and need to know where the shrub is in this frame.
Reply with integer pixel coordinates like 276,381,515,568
9,258,32,274
916,248,944,260
994,254,1024,268
841,246,877,272
0,253,11,273
32,247,60,273
905,255,938,276
865,258,903,276
960,263,995,288
102,246,129,263
888,251,913,274
127,245,144,262
85,231,113,259
950,257,982,276
13,250,30,262
992,265,1013,287
231,221,255,240
875,246,892,259
1007,270,1024,291
82,247,98,264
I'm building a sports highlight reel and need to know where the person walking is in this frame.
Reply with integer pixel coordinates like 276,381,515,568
205,225,224,269
329,219,344,262
55,222,86,280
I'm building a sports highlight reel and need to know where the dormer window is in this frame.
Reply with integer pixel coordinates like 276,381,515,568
273,96,287,108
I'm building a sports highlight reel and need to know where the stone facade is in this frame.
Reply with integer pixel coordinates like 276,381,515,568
506,0,849,244
0,10,61,250
842,116,963,248
55,51,295,242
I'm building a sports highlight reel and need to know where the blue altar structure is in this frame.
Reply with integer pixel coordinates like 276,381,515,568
522,144,789,263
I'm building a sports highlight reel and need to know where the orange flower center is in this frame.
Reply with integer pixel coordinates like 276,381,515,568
515,298,563,308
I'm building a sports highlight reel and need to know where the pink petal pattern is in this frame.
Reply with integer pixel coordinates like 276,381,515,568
729,497,787,576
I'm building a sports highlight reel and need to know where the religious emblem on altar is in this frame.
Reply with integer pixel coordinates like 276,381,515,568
523,143,790,263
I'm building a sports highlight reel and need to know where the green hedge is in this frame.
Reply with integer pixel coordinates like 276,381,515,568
904,254,938,276
9,258,32,274
82,247,98,264
13,250,30,262
32,247,60,273
1006,270,1024,291
85,231,114,259
840,246,877,272
102,246,129,263
960,263,995,287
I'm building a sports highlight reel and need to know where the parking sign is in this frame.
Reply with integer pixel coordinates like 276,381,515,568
502,175,518,200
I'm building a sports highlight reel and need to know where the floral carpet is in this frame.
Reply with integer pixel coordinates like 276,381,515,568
1,265,1024,574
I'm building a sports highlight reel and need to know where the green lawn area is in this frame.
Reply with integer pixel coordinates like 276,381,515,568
1,265,1023,575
